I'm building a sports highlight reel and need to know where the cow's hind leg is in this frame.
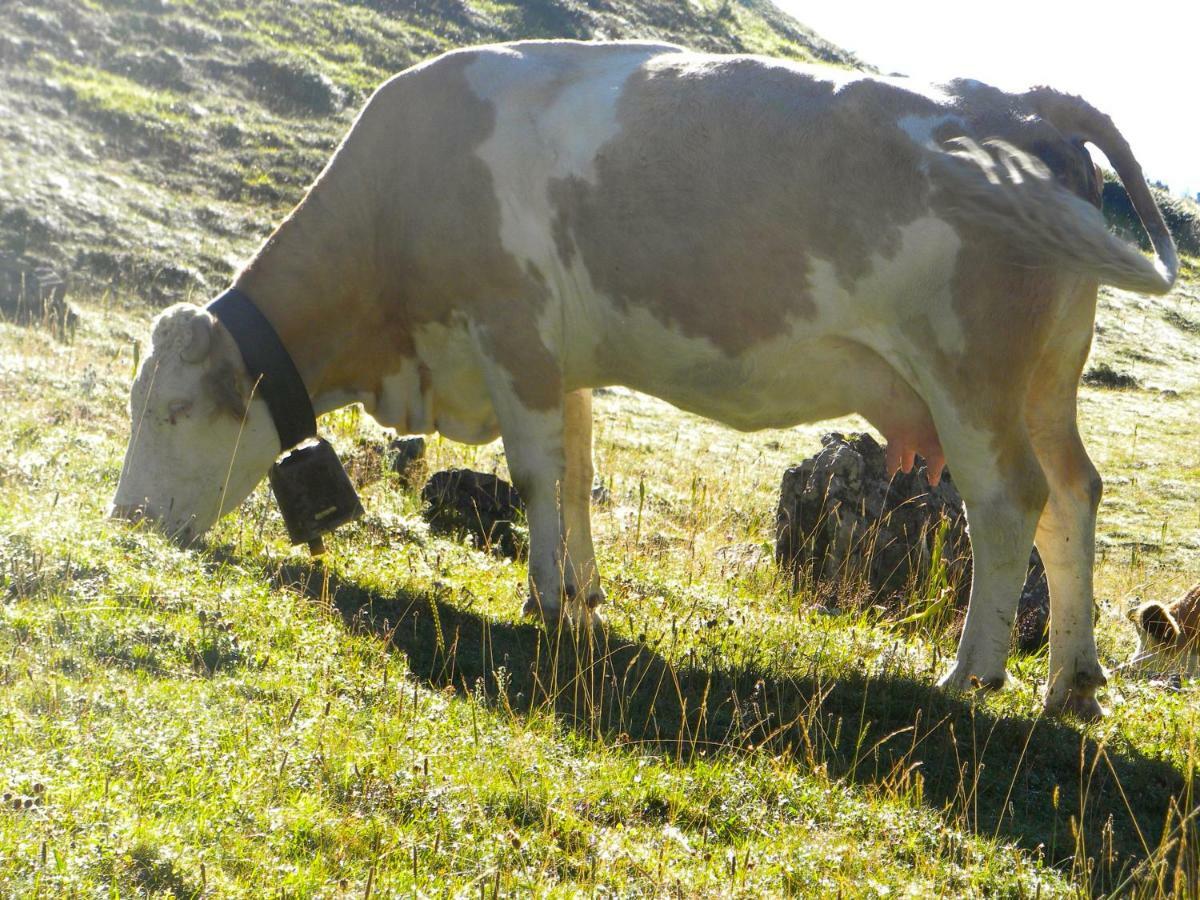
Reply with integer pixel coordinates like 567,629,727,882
1027,335,1107,718
1029,420,1105,718
562,389,604,611
932,407,1049,692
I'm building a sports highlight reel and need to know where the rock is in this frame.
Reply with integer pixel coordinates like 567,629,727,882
387,436,427,486
776,432,1048,651
388,436,426,468
590,477,611,506
421,468,526,559
775,432,961,595
1013,552,1050,654
0,260,77,340
1150,673,1185,692
342,439,385,490
344,436,428,490
111,48,190,91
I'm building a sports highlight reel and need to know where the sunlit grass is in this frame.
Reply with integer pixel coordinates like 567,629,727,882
41,56,196,128
2,277,1199,895
4,0,1196,889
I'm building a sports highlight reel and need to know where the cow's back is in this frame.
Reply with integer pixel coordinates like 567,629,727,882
334,42,686,387
291,41,1102,433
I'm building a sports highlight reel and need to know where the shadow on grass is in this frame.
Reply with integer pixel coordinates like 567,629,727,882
274,557,1194,894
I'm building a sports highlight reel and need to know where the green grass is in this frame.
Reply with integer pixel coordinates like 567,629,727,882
2,276,1199,896
43,57,196,127
2,0,1199,894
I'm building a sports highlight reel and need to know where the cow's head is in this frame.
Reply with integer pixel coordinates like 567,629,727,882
111,303,279,543
1128,598,1200,675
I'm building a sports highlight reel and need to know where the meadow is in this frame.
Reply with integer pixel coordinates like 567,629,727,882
1,271,1198,895
2,0,1200,896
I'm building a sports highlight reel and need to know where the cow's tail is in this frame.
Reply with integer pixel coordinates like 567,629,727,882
928,88,1177,295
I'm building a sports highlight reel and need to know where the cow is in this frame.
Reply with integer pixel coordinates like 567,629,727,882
1128,587,1200,675
112,40,1178,719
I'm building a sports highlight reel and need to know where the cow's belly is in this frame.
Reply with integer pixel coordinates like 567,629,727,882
370,321,500,444
604,331,917,428
586,317,943,473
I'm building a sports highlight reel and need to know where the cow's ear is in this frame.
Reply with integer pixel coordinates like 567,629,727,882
1135,602,1180,643
202,324,251,421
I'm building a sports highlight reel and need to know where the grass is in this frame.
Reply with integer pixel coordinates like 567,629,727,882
43,57,196,128
1,273,1199,896
2,0,1199,894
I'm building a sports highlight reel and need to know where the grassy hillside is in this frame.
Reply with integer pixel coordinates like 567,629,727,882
0,0,859,304
4,282,1200,896
2,1,1200,897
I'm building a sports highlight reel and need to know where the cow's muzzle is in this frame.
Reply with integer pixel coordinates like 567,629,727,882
110,501,148,523
109,502,196,547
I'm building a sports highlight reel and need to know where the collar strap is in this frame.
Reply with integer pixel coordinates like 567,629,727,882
207,288,315,452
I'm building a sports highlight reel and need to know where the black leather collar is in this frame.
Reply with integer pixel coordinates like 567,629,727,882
207,288,314,452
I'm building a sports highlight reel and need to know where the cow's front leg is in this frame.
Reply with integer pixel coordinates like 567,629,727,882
494,402,570,620
501,408,572,622
471,328,579,622
562,389,604,613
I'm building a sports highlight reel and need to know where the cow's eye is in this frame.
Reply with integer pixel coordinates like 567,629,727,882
167,400,193,425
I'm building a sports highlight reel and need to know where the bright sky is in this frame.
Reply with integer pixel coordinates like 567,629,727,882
775,2,1199,199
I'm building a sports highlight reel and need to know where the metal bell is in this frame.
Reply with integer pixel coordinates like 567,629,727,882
268,437,364,554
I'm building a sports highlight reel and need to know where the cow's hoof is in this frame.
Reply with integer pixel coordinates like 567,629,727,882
561,582,605,622
522,593,563,621
1043,667,1107,721
522,593,601,630
937,665,1010,693
1048,693,1106,722
560,577,605,609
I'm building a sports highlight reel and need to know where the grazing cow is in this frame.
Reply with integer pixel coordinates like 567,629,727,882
1129,587,1200,675
112,40,1178,718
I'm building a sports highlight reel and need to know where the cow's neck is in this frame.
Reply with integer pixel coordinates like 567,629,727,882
232,192,387,416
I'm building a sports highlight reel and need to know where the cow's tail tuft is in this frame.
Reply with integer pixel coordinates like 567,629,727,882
928,89,1177,296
